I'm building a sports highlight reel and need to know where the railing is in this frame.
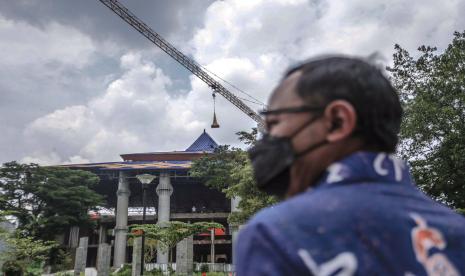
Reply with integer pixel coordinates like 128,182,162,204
145,263,235,273
145,263,175,272
195,263,234,272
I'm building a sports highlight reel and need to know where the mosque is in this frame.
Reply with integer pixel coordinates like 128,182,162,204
63,130,238,269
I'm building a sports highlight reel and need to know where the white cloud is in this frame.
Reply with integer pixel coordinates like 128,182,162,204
13,0,465,165
0,16,95,68
183,0,465,142
22,52,210,164
191,0,465,83
20,152,62,166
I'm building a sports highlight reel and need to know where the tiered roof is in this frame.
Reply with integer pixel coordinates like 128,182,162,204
185,129,218,152
63,130,218,171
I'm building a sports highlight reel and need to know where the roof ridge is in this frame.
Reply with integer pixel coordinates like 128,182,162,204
185,130,218,152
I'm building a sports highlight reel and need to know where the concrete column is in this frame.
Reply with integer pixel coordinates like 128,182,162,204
99,225,107,244
114,171,130,268
74,237,88,276
68,226,80,248
230,224,239,265
131,237,142,276
156,172,173,264
97,243,111,276
230,196,241,265
210,228,215,263
176,236,193,276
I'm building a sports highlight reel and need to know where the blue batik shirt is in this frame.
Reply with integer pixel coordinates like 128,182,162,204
235,151,465,276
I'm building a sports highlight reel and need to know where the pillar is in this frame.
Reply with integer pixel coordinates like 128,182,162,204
176,236,193,276
230,196,241,265
74,237,88,276
97,243,111,276
156,172,173,264
210,228,215,263
114,171,130,268
68,226,80,248
99,225,107,244
230,224,239,265
131,237,142,276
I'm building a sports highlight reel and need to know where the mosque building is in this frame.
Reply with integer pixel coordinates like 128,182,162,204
63,130,238,269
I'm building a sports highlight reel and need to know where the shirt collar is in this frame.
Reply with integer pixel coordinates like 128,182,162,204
315,151,414,189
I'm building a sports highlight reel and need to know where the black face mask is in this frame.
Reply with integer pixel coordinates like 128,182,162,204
248,116,327,197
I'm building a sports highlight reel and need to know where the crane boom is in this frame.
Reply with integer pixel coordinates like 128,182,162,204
98,0,265,129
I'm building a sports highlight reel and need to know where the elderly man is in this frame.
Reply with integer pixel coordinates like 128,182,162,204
236,56,465,275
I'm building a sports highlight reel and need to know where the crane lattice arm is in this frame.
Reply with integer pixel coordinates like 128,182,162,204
98,0,265,130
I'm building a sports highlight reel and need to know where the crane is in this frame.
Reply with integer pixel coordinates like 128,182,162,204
97,0,265,131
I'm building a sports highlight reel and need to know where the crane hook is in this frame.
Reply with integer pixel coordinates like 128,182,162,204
211,92,220,128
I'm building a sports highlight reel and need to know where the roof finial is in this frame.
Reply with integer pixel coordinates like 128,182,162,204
203,128,206,133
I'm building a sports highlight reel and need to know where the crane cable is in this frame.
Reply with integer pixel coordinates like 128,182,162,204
199,64,267,107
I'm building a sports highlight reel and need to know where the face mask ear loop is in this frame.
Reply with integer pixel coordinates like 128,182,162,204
290,111,328,158
295,139,328,159
288,112,323,140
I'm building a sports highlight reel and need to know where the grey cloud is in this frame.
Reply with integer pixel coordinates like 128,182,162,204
0,0,214,164
0,0,214,50
2,0,465,166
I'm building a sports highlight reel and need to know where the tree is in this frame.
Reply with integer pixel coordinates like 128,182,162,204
1,211,58,275
0,161,103,240
190,129,277,225
129,221,223,263
1,234,58,275
387,30,465,210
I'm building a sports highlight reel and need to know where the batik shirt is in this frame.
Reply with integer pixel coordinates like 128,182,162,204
235,151,465,276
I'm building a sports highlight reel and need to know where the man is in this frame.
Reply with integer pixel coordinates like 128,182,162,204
236,56,465,275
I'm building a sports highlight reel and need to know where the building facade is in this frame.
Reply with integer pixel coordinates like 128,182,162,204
64,130,238,269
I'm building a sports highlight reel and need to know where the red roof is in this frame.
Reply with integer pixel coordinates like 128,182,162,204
198,228,226,236
120,151,208,162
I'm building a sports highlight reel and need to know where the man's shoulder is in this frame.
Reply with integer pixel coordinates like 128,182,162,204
236,186,370,273
247,179,464,231
248,185,359,228
238,180,465,275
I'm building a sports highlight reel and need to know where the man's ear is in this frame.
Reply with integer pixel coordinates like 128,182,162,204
324,100,357,142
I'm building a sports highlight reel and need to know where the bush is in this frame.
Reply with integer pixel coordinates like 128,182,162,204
55,272,73,276
0,235,57,275
144,268,163,276
24,261,43,276
2,260,23,276
50,248,73,272
193,273,227,276
111,264,131,276
200,264,209,273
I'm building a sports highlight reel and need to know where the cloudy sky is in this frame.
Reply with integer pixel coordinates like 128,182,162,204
1,0,464,165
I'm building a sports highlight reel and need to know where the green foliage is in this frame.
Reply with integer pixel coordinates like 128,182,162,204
110,264,176,276
190,145,247,192
388,30,465,209
24,261,44,276
0,161,103,240
1,234,57,274
49,248,73,273
193,273,226,276
130,221,223,254
111,264,132,276
144,237,158,263
191,129,277,225
126,233,158,263
1,260,23,276
144,268,163,275
0,211,10,236
55,272,73,276
199,263,209,272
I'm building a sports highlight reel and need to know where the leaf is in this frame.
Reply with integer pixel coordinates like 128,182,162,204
388,30,465,210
